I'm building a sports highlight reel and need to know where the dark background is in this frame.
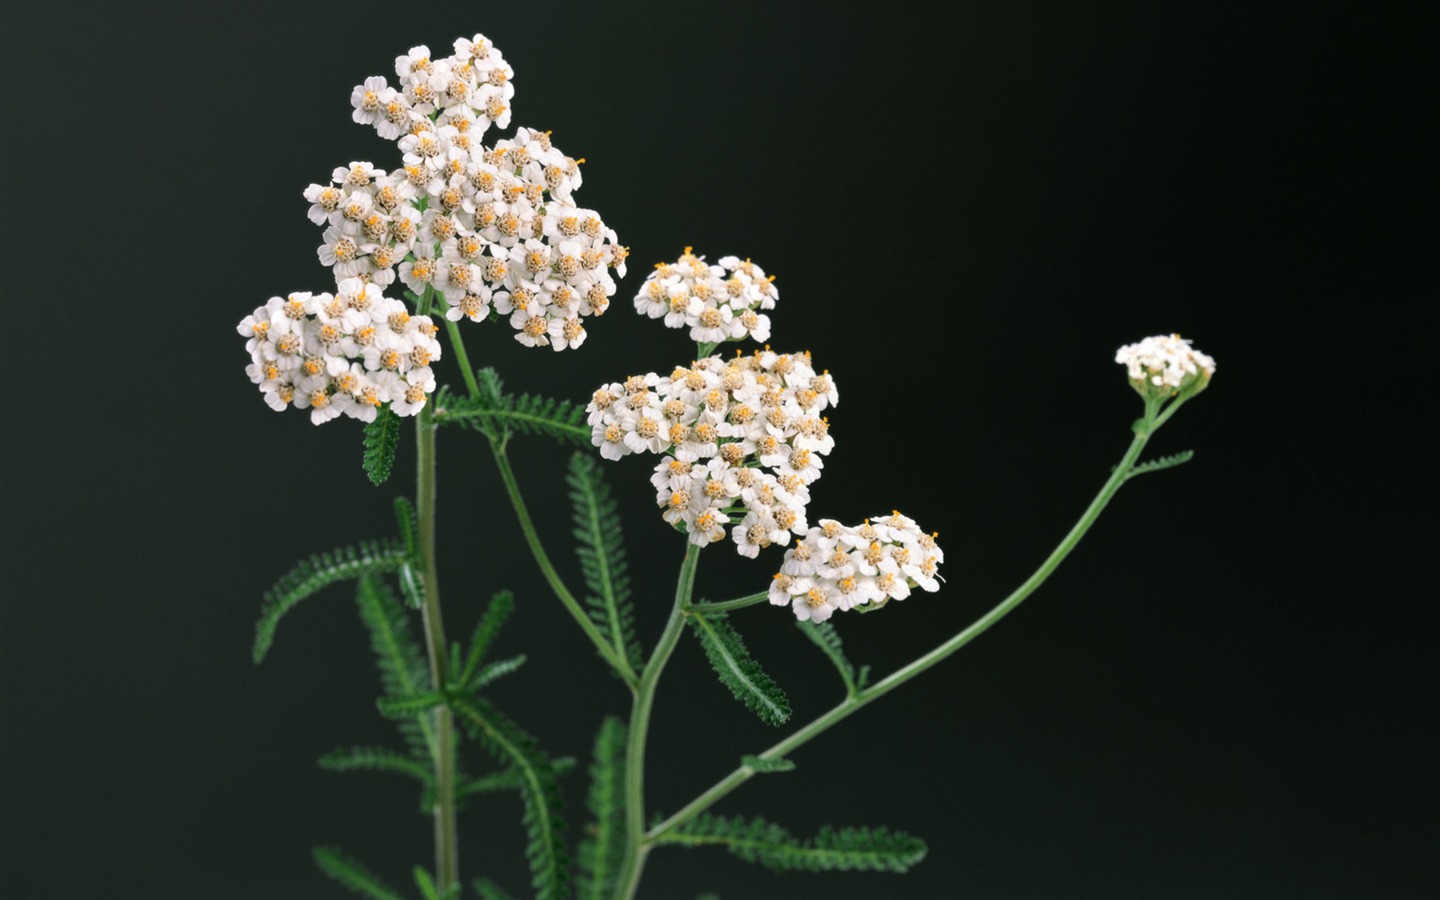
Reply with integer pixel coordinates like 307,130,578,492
2,1,1433,897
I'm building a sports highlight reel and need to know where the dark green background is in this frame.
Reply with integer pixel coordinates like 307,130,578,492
3,1,1433,897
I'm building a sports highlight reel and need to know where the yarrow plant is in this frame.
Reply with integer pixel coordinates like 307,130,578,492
240,32,1217,900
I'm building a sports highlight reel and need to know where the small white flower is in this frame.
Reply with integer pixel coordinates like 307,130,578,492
350,76,390,126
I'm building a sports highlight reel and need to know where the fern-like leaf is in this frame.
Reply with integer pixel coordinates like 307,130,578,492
472,878,518,900
567,453,642,671
657,814,927,873
389,497,426,610
318,746,433,783
377,691,446,718
688,613,791,726
578,716,626,900
455,756,577,802
451,695,570,900
362,404,402,485
355,575,435,759
312,846,406,900
1125,449,1196,480
433,367,590,445
456,590,516,689
252,539,408,663
393,497,420,559
469,654,528,690
413,866,461,900
795,620,859,697
741,754,795,773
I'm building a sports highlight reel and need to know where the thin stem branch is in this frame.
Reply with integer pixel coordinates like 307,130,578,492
443,315,483,400
644,424,1155,845
489,439,640,688
615,541,702,900
416,404,459,890
688,590,769,614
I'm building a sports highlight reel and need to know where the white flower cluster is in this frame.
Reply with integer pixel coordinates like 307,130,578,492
634,248,777,344
237,280,442,424
767,513,944,622
307,35,628,350
587,350,838,554
1115,333,1216,395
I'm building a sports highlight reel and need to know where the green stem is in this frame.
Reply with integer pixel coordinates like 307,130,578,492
443,316,483,401
489,439,640,687
644,423,1155,845
416,404,459,890
688,590,769,614
615,542,702,900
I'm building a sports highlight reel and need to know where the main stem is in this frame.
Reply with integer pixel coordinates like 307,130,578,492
615,542,702,900
416,405,459,889
645,422,1155,846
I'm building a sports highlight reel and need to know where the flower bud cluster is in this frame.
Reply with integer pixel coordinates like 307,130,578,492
587,349,838,552
633,248,777,344
1115,333,1216,398
768,513,945,623
238,280,441,424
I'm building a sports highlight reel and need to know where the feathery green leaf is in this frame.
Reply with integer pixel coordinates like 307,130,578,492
688,612,791,726
567,453,642,671
451,695,570,900
795,620,859,697
312,846,406,900
433,368,590,445
355,575,435,758
741,755,795,774
456,590,516,689
456,756,577,802
393,497,420,559
468,654,528,690
252,539,408,663
656,814,927,873
578,716,626,900
362,405,402,485
414,866,441,900
472,878,518,900
318,746,433,783
377,691,446,719
1125,449,1196,480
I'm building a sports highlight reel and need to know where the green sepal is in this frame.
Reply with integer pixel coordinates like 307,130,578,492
688,612,792,726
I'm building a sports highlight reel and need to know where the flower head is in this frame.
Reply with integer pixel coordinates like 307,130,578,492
767,514,944,621
1115,334,1215,399
633,249,777,344
290,36,625,353
588,350,835,549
